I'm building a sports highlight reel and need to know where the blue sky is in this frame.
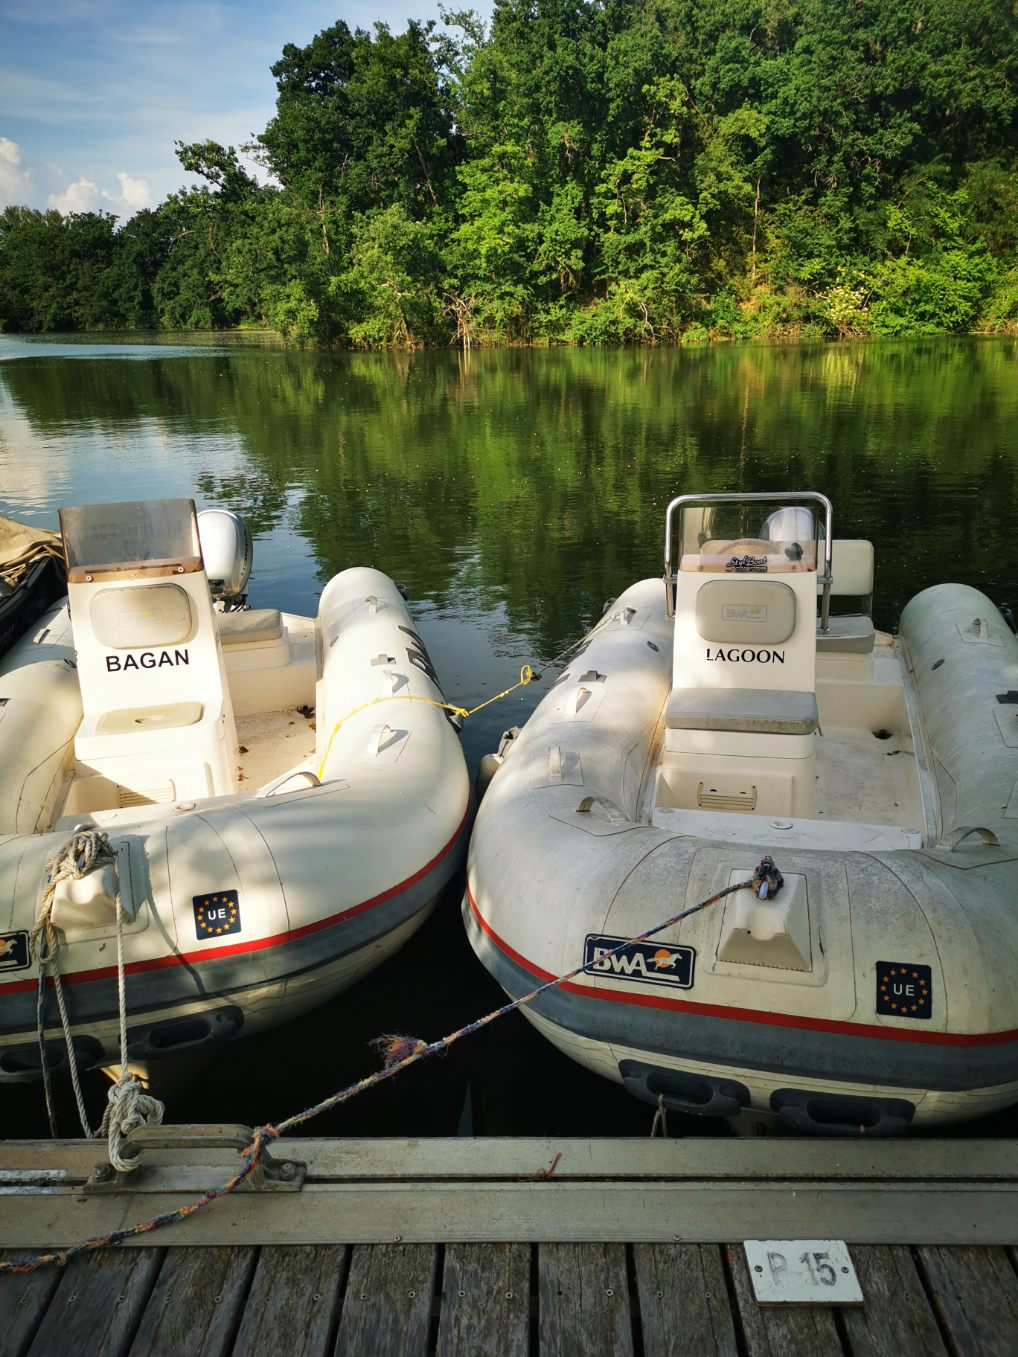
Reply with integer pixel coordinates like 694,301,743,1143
0,1,490,218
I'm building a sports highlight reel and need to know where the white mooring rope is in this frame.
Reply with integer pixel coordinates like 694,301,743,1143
32,829,164,1167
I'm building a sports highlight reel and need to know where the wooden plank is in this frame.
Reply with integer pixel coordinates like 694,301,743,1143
726,1240,844,1356
436,1243,530,1357
232,1245,347,1356
538,1242,634,1357
839,1246,948,1356
6,1137,1018,1183
25,1248,162,1357
334,1244,438,1357
917,1245,1018,1356
0,1251,63,1357
632,1244,738,1356
2,1180,1017,1247
126,1246,257,1356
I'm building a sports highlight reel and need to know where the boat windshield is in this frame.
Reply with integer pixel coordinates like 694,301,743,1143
60,499,202,582
678,502,818,573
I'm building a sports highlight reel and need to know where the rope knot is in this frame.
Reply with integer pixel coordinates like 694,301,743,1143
244,1124,280,1160
752,855,783,900
372,1032,428,1069
33,828,117,960
100,1073,165,1174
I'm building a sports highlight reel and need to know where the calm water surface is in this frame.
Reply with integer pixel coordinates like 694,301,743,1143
2,334,1017,1139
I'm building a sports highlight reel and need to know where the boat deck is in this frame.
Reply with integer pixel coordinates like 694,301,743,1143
814,722,921,827
235,707,316,792
3,1135,1018,1355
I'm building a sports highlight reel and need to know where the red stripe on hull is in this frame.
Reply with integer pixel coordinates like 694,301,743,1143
3,805,469,995
466,884,1018,1050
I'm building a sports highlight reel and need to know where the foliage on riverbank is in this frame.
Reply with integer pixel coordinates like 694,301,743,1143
1,0,1016,347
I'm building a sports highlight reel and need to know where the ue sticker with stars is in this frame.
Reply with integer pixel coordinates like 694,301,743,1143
876,961,932,1019
193,890,242,939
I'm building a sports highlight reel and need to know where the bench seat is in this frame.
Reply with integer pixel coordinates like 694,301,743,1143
665,687,819,735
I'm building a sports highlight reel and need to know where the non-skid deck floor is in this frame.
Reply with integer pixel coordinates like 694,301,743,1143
235,707,316,793
815,722,921,827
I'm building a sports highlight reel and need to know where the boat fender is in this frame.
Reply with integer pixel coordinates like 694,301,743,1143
475,727,523,801
125,1006,245,1061
770,1088,914,1137
619,1059,750,1120
0,1035,107,1083
475,753,502,802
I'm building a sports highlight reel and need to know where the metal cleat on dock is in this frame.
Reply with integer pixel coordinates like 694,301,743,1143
84,1122,306,1193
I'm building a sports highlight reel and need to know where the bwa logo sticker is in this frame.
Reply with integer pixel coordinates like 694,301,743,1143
584,935,695,989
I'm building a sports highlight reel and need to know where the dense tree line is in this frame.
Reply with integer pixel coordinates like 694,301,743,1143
2,0,1016,346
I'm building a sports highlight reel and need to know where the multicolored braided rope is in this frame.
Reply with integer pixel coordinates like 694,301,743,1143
0,857,780,1274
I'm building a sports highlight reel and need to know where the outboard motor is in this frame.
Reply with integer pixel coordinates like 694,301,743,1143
762,506,816,562
197,509,252,612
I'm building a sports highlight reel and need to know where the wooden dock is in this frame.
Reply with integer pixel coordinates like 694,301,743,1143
3,1134,1018,1355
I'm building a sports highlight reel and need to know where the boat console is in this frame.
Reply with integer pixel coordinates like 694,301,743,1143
659,492,830,819
60,498,239,810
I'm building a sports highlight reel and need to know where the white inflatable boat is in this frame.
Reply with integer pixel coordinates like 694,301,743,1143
466,491,1018,1134
0,499,469,1082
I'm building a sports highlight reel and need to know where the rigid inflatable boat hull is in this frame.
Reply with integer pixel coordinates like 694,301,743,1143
0,558,470,1082
465,570,1018,1133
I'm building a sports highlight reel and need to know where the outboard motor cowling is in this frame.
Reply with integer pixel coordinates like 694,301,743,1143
197,509,252,611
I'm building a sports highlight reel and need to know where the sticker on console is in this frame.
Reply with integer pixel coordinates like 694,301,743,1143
584,935,695,989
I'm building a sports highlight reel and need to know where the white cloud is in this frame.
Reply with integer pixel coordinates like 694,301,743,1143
46,170,151,217
48,176,100,214
0,135,33,203
115,171,150,210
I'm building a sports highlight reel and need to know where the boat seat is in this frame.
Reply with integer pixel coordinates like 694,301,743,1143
665,687,819,735
217,608,284,647
817,615,875,654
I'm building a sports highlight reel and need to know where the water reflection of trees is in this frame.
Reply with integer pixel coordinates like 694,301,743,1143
2,338,1016,651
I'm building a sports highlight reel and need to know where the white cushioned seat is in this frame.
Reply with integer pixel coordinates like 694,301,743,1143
816,615,875,654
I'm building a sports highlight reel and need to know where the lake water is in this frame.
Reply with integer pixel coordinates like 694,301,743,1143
3,333,1017,1139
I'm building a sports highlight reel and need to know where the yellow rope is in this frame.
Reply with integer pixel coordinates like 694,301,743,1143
316,665,536,780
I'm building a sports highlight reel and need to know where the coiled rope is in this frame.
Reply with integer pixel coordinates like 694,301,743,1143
1,855,781,1275
31,829,164,1167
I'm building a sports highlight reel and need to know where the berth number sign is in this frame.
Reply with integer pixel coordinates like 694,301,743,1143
744,1240,862,1305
